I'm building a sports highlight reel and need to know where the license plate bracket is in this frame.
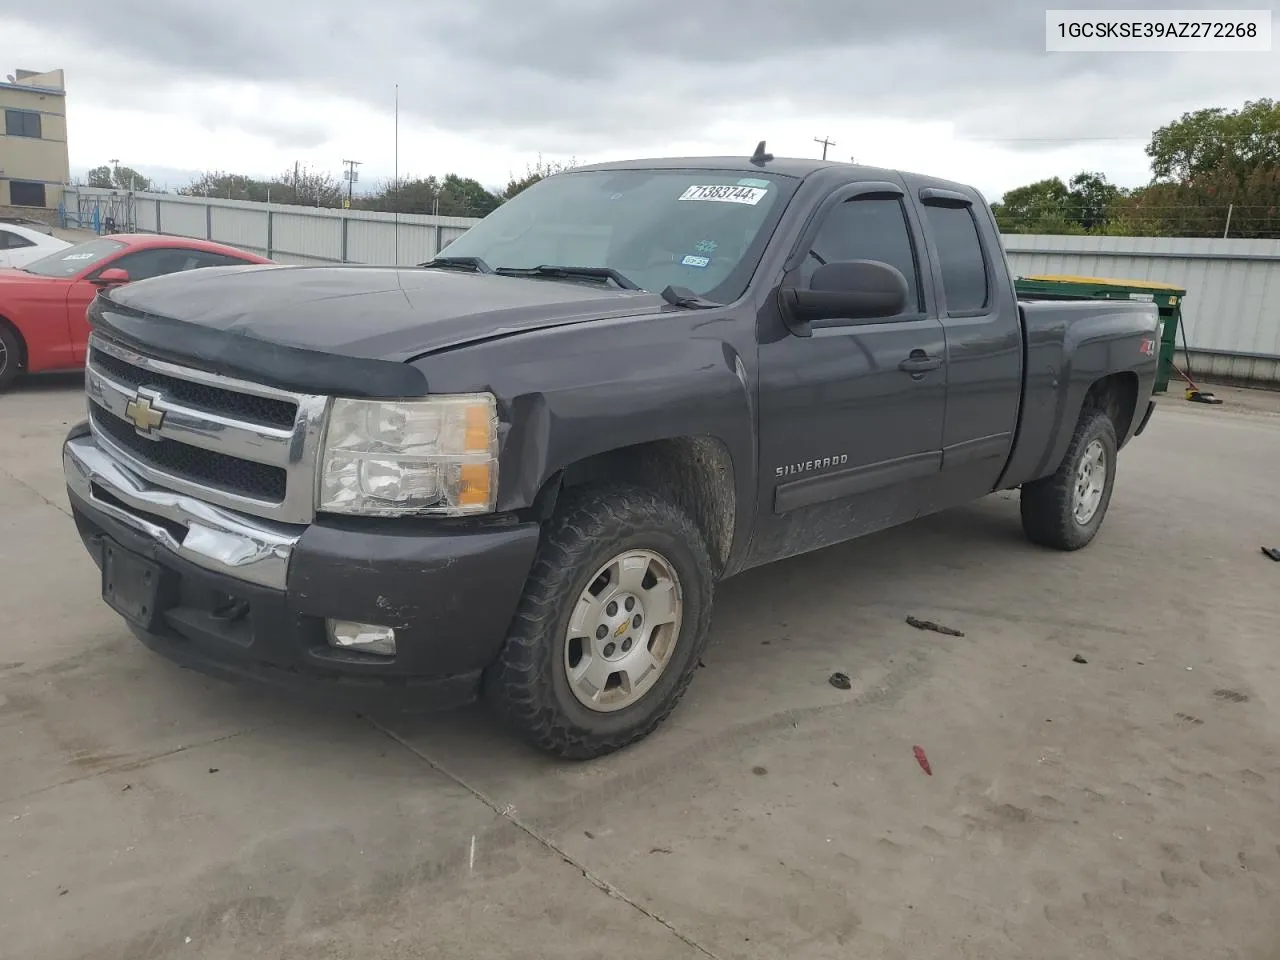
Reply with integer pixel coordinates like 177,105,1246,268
101,539,163,629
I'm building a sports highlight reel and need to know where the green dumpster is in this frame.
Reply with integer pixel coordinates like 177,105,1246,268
1014,274,1185,394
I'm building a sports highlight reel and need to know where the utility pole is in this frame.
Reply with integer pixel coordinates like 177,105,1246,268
814,136,835,160
342,159,361,206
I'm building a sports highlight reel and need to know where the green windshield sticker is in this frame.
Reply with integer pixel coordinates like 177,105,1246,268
736,178,771,189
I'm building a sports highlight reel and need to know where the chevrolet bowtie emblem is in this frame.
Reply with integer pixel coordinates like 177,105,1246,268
124,393,165,434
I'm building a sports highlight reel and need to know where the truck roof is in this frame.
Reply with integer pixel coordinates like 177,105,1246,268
570,155,982,198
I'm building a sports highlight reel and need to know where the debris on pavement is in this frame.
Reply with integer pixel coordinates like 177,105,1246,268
1214,689,1249,703
906,615,965,637
912,745,933,776
208,768,219,774
1073,654,1089,664
752,766,768,776
1261,547,1280,562
828,672,852,690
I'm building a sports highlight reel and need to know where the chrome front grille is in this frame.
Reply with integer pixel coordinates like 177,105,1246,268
85,334,329,524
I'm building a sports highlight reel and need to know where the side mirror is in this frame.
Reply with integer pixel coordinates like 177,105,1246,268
779,260,909,337
92,267,130,286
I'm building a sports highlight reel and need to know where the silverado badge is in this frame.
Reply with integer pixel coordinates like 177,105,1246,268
124,392,165,435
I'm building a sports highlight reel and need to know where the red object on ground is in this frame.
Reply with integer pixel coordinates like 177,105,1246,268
0,233,272,383
912,745,932,776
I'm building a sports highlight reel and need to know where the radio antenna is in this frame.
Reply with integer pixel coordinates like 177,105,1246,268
394,83,400,265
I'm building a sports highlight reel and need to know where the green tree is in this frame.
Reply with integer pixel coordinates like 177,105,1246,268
1118,169,1280,239
179,164,344,207
87,163,152,191
361,173,501,217
992,172,1125,234
502,155,576,200
1066,172,1123,231
991,177,1071,232
180,171,270,201
1146,98,1280,183
437,173,501,217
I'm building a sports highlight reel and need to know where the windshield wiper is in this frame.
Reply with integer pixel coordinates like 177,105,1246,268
660,285,721,309
419,255,494,274
494,264,640,290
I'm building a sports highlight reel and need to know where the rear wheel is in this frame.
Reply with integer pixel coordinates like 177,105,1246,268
1020,410,1118,551
485,484,714,760
0,324,23,392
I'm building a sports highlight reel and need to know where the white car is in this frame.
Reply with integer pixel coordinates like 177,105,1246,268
0,223,72,269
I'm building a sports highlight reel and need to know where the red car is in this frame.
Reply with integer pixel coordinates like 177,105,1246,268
0,233,272,391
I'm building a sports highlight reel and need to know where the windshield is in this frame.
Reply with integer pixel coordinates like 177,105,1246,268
23,238,125,277
436,168,798,301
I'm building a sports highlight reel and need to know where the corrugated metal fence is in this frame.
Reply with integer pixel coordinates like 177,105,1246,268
1003,234,1280,384
63,186,479,267
64,187,1280,383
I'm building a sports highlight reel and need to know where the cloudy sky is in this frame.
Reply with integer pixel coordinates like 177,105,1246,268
3,0,1275,200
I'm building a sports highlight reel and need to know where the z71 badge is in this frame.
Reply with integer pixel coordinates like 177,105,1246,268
776,455,849,478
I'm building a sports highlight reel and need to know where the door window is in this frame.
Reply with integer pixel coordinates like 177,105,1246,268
799,197,922,315
104,247,257,280
102,248,205,281
922,204,989,314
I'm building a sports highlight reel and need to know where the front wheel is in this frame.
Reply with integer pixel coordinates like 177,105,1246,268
485,484,714,760
0,324,22,393
1020,410,1118,551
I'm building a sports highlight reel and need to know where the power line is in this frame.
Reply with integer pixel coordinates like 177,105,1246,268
966,132,1276,144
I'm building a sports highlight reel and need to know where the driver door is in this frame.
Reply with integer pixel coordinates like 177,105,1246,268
747,183,948,566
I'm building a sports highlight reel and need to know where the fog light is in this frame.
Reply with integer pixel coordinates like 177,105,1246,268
326,620,396,657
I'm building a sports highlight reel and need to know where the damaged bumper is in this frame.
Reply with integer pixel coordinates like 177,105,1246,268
63,422,540,711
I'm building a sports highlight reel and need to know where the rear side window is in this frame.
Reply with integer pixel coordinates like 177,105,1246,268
923,204,989,313
800,197,921,314
0,229,36,250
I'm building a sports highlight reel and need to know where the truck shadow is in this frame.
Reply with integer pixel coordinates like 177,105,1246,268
375,491,1042,772
10,372,85,395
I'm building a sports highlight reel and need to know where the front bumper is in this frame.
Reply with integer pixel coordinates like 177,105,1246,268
63,423,541,711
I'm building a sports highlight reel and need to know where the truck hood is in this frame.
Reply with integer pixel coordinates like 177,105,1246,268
102,263,665,361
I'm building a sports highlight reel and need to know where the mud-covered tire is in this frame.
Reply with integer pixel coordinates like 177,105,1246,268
1020,409,1118,551
485,484,715,760
0,323,22,393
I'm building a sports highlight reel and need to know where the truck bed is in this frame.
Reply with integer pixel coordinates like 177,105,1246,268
1000,297,1160,489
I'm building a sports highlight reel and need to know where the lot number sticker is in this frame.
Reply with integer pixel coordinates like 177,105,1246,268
679,184,768,205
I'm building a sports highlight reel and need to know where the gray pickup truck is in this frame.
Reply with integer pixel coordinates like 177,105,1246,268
62,147,1161,759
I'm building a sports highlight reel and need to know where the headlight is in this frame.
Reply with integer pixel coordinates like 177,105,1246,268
318,394,498,517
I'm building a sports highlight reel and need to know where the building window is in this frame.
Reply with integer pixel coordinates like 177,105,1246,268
4,109,43,139
8,181,48,207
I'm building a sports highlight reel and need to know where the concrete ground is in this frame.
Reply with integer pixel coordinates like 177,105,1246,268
3,376,1279,960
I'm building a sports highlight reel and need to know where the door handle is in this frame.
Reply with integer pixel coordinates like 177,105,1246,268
898,351,942,374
